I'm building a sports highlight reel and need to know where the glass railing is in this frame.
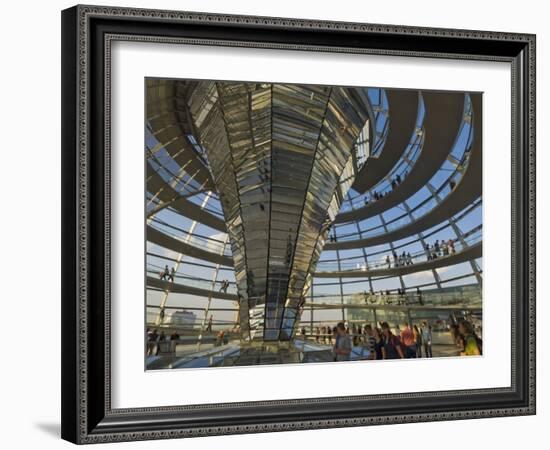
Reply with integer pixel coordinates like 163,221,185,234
149,218,231,256
146,274,481,318
307,286,481,308
148,211,481,273
316,229,481,272
146,265,238,294
146,229,481,302
146,127,207,198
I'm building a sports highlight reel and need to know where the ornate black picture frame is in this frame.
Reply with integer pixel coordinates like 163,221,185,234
61,4,536,444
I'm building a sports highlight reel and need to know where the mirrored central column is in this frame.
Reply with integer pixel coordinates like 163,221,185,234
187,81,370,342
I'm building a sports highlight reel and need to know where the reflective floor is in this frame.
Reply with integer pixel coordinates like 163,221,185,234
147,340,369,369
146,332,460,370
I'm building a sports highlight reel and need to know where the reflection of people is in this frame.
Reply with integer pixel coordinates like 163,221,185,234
332,322,352,361
160,265,169,280
206,315,213,332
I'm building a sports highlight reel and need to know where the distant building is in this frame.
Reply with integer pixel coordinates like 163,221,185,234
169,310,197,328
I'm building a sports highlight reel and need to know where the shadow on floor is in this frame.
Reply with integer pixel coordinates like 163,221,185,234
35,422,60,438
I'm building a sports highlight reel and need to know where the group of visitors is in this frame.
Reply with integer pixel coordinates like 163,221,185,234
146,328,180,355
390,172,403,190
377,239,458,270
314,325,336,344
329,318,481,361
425,239,456,260
332,321,433,360
363,172,407,206
385,250,414,268
159,265,176,282
363,287,423,306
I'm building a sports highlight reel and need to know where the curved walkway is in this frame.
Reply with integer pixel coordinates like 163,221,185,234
147,225,232,266
304,302,481,312
147,168,226,231
315,241,481,278
148,276,481,309
148,219,480,279
147,79,214,191
147,276,238,300
325,93,481,250
336,91,466,223
351,89,419,193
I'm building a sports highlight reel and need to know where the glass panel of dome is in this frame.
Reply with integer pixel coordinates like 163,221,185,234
370,275,402,290
401,270,436,286
363,243,391,255
440,275,478,288
382,206,406,223
319,250,337,262
405,185,432,207
334,222,358,238
436,262,473,280
456,203,482,229
357,214,382,231
341,279,370,294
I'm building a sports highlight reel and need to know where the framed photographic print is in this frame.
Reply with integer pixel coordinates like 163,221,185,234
61,4,536,444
